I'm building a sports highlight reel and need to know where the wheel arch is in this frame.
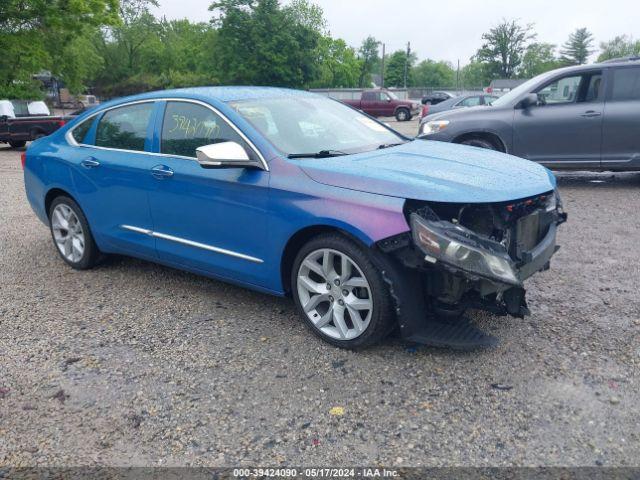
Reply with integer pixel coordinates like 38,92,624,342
44,187,77,218
280,224,372,296
453,131,507,152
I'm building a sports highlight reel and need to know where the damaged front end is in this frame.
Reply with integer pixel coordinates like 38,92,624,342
378,190,567,325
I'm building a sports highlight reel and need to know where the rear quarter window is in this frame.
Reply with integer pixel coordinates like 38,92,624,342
611,67,640,101
71,118,93,144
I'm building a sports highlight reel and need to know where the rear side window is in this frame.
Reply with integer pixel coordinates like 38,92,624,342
161,101,252,159
611,67,640,101
71,118,93,144
96,103,153,152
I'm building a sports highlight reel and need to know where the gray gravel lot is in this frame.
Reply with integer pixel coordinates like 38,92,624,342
1,125,639,467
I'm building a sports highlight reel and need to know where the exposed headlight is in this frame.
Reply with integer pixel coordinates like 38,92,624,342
545,189,564,213
420,120,450,135
410,213,521,285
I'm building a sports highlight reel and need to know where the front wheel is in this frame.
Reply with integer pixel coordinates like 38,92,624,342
49,196,102,270
395,108,411,122
291,234,395,349
460,137,498,150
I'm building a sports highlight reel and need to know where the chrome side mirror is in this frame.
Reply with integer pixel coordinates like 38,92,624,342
196,141,254,168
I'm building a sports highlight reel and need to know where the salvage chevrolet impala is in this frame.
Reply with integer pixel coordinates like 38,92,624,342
23,87,566,349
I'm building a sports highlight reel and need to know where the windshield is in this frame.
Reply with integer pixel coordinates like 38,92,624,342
489,71,556,107
229,95,404,156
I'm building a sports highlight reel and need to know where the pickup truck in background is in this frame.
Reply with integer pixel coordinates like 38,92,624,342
341,89,421,121
0,100,68,148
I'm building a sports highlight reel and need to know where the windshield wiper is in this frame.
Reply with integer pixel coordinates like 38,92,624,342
377,142,406,150
287,150,348,159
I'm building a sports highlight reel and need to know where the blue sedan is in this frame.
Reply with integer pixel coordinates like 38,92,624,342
23,87,566,349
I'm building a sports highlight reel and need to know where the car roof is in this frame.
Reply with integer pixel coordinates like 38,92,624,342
554,59,640,73
102,86,316,107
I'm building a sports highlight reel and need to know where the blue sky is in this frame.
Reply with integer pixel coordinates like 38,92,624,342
155,0,639,65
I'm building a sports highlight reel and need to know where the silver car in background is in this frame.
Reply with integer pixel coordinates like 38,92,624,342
418,58,640,171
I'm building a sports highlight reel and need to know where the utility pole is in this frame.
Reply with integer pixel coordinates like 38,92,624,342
404,41,411,89
456,59,460,92
380,43,386,88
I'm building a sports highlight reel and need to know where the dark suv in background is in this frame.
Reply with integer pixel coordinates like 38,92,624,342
418,58,640,171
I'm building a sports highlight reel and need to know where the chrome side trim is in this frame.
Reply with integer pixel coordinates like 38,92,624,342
120,225,264,264
121,225,153,236
66,97,269,171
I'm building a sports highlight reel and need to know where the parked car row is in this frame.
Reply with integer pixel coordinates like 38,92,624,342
418,58,640,171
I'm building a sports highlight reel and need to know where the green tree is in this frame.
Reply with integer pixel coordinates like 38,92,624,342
520,42,560,78
411,60,454,87
597,35,640,62
560,28,594,65
384,50,416,87
311,37,360,88
459,61,491,89
357,36,380,87
0,0,118,98
476,19,536,79
209,0,323,88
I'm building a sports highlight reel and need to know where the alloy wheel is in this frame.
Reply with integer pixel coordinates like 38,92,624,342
297,248,373,340
51,204,85,263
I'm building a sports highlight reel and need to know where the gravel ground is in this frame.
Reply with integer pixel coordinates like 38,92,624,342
1,128,639,468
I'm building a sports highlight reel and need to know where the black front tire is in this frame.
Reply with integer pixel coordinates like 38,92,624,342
291,233,395,349
9,141,27,149
395,108,411,122
460,137,498,150
48,196,102,270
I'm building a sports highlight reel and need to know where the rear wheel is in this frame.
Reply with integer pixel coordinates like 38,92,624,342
395,108,411,122
48,196,102,270
291,233,395,349
8,141,26,149
460,137,498,150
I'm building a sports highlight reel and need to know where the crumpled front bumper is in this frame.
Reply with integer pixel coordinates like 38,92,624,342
516,222,559,282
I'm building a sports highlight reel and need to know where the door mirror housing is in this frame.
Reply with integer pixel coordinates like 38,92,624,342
517,93,539,109
196,141,255,168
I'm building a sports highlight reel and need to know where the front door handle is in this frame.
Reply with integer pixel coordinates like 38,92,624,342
151,165,174,179
81,158,100,168
581,111,602,118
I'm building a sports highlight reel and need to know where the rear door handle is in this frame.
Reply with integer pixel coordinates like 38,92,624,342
151,165,174,179
81,158,100,168
581,111,602,118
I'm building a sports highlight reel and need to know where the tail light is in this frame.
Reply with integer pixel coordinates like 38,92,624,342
420,104,430,118
57,120,66,128
21,152,26,170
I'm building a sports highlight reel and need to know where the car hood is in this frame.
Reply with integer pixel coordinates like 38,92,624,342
295,140,556,203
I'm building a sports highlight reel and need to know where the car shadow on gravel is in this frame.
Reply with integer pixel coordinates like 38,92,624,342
87,254,509,357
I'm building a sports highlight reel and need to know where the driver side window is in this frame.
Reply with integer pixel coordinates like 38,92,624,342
537,75,582,104
161,101,253,159
535,72,603,105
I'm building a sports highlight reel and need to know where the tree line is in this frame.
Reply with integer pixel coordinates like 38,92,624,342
1,0,639,100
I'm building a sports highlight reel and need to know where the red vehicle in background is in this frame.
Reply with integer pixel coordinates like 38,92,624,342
341,89,421,122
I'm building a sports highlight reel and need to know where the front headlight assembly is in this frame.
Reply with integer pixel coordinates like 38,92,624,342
410,213,521,286
420,120,449,136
